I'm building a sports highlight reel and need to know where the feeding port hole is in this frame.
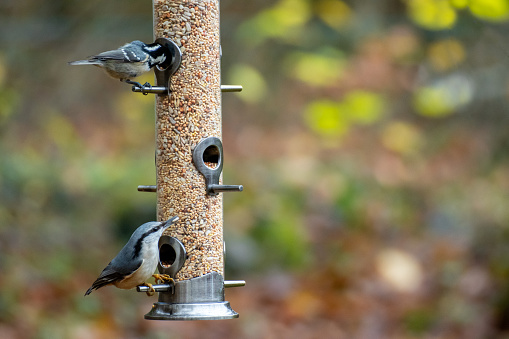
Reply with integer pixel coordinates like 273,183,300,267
159,243,176,268
203,145,220,169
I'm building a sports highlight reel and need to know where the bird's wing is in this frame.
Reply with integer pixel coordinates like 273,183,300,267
84,259,143,296
91,48,144,63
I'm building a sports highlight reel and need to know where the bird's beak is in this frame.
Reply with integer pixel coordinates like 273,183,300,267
162,216,179,228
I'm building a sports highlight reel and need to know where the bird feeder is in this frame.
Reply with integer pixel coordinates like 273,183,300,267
134,0,244,320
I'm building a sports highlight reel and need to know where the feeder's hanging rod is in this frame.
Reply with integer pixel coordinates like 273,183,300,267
221,85,243,92
136,280,246,293
132,86,167,95
137,184,242,193
137,284,174,293
224,280,246,288
138,185,156,192
132,84,243,95
209,184,243,193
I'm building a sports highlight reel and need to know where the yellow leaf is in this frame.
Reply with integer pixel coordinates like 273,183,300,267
413,75,473,117
449,0,468,8
407,0,457,30
315,0,353,29
413,87,454,117
469,0,509,21
427,39,465,71
237,0,311,45
343,90,386,124
381,121,422,155
304,100,349,136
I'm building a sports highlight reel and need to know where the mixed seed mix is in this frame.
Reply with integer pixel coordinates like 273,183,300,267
154,0,223,280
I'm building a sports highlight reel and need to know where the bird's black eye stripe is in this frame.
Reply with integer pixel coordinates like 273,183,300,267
132,225,164,259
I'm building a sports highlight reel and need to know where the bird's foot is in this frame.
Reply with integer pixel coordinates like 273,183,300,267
152,274,174,285
141,282,156,296
125,80,153,95
124,79,142,87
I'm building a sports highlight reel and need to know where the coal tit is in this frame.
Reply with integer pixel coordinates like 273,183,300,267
69,40,168,89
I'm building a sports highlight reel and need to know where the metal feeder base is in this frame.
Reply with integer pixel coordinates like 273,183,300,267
144,272,239,321
145,301,238,320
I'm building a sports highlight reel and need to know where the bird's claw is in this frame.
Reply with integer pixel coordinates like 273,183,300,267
152,274,174,285
125,79,143,87
125,80,153,95
141,282,156,297
139,82,153,95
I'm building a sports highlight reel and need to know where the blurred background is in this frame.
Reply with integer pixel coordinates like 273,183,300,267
1,0,509,337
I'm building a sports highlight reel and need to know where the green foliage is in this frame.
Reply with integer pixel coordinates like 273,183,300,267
251,210,310,270
403,308,436,334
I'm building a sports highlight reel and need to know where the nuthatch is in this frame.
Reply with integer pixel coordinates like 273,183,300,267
85,217,178,296
69,40,167,90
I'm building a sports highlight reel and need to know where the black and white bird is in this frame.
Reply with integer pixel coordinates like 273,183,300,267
69,40,167,89
85,217,178,296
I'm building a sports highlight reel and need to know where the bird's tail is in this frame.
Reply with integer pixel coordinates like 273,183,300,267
68,60,101,66
84,275,117,296
84,281,108,296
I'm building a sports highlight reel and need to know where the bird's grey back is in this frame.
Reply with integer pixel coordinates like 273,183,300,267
110,221,162,269
94,46,145,63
